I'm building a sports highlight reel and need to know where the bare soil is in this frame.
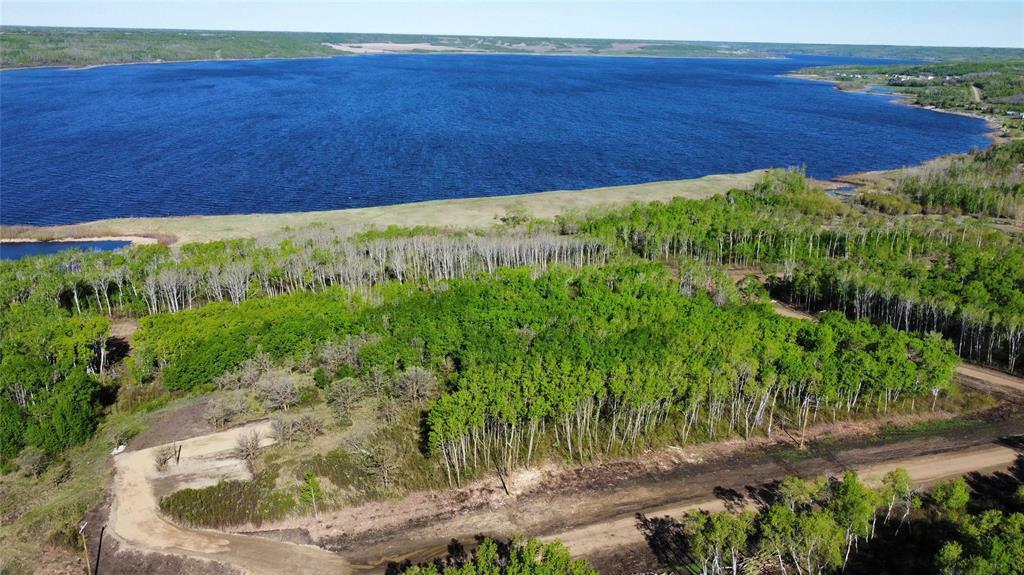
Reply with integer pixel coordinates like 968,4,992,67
306,409,1021,573
128,398,215,451
108,420,351,575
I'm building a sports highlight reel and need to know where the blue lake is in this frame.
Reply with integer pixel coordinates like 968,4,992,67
0,54,991,226
0,240,131,260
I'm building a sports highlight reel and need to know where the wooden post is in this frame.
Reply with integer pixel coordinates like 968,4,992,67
175,444,182,465
78,522,92,575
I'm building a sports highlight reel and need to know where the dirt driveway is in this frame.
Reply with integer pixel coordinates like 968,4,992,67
109,420,350,575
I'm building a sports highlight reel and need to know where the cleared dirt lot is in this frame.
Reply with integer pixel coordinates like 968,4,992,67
109,420,351,575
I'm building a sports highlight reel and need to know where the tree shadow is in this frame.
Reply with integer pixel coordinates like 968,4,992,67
713,485,747,512
635,512,691,568
964,436,1024,513
386,535,510,574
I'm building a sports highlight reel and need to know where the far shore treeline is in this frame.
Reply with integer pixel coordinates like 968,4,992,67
2,26,1024,69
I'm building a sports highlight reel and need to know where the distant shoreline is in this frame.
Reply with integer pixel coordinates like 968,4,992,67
784,72,1006,146
0,235,159,246
0,49,782,73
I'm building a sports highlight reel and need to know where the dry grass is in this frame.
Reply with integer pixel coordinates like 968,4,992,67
0,171,766,246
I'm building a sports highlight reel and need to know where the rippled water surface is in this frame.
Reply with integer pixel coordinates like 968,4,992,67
0,241,131,260
0,54,990,225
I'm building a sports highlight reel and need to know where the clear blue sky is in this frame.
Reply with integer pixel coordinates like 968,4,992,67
2,1,1022,48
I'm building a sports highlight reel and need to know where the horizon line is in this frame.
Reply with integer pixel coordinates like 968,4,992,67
2,23,1021,51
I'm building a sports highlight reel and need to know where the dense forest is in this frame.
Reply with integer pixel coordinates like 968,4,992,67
4,167,1022,470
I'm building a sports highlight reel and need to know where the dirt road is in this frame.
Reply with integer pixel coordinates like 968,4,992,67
544,443,1017,561
109,421,351,575
109,408,1021,575
321,410,1021,572
957,363,1024,398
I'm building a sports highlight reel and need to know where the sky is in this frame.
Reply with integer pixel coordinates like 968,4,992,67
2,1,1022,48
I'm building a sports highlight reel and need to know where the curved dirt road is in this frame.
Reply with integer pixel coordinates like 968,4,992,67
957,363,1024,398
110,421,350,575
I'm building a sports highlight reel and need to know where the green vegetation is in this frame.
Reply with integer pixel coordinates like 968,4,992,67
159,469,296,528
892,141,1024,222
8,167,1023,473
671,466,1024,572
3,26,1023,69
573,171,1024,375
0,404,161,571
647,468,1024,575
3,160,1023,570
402,538,597,575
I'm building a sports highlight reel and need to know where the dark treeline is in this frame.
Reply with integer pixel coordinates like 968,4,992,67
572,170,1024,375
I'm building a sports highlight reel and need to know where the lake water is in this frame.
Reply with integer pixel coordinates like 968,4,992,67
0,54,991,226
0,240,131,260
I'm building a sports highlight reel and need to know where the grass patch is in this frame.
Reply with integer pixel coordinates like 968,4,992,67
159,468,296,528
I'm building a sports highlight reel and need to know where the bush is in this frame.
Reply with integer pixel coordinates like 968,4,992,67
15,446,50,478
313,367,329,388
207,392,247,428
256,374,299,411
328,377,363,421
236,430,261,463
270,413,324,443
154,444,177,471
216,352,273,390
395,367,438,405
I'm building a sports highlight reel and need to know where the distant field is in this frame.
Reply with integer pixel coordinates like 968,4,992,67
0,171,767,245
3,26,1024,68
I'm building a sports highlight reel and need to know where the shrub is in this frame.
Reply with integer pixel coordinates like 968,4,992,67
236,430,261,463
154,445,177,471
256,374,299,411
270,413,324,443
207,392,247,428
328,377,363,421
15,446,50,478
313,367,329,388
394,367,438,405
216,352,273,390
